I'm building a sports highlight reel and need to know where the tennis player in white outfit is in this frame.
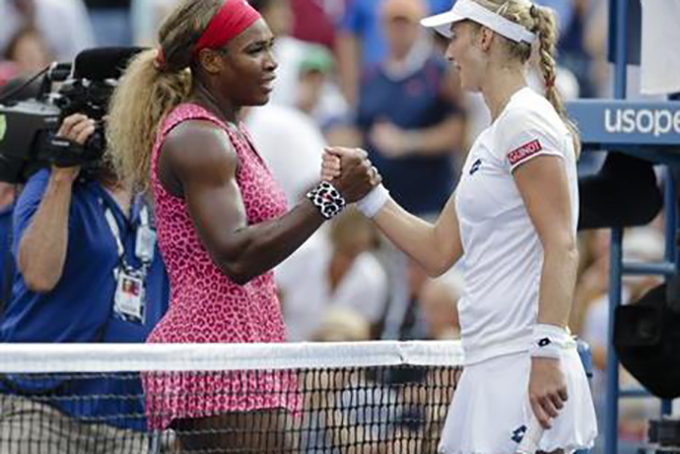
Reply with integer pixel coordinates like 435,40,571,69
322,0,598,453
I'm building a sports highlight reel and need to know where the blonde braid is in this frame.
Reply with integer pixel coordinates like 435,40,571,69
528,3,582,156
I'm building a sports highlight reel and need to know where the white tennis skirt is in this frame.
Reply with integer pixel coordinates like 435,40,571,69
438,348,598,454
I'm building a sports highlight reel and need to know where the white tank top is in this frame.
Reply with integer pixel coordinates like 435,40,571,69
454,87,579,365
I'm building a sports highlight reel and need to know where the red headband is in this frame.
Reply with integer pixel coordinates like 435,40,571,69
192,0,262,59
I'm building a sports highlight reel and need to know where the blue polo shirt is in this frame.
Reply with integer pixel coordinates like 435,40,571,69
341,0,452,67
0,169,169,431
356,55,461,215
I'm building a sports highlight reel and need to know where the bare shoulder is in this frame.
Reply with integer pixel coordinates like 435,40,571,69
162,120,239,184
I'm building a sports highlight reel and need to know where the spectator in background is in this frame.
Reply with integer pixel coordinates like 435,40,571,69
245,102,327,206
389,258,431,340
385,260,461,341
337,0,452,105
311,306,372,343
250,0,349,132
582,0,609,98
2,26,53,77
536,0,574,34
295,46,336,116
295,45,351,137
0,114,169,452
555,0,595,97
83,0,132,46
356,0,465,218
290,0,344,50
277,209,387,341
131,0,181,46
0,0,94,61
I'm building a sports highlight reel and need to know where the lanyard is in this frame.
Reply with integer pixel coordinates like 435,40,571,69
104,207,124,259
102,199,154,270
99,194,155,331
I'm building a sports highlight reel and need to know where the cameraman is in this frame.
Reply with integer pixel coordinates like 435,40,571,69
0,113,169,453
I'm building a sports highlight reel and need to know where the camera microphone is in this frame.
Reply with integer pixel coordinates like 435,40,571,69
73,47,146,81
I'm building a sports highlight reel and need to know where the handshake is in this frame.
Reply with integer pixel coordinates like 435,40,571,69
316,147,390,220
319,147,381,203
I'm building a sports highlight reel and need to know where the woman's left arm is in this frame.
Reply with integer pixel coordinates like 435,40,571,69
513,154,579,429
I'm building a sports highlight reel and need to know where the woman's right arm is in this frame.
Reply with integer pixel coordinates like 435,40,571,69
373,194,463,277
162,121,374,285
322,148,463,277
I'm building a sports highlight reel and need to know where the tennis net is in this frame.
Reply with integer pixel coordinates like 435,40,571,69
0,341,463,453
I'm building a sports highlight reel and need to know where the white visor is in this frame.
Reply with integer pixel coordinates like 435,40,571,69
421,0,536,44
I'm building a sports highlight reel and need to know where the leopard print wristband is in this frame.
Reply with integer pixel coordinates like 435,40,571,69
306,182,347,220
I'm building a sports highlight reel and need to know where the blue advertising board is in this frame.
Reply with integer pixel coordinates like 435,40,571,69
567,100,680,147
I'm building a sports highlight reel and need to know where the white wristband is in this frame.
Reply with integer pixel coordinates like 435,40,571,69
530,324,570,359
356,184,390,218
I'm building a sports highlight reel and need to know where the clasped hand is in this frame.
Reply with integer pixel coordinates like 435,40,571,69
320,147,382,203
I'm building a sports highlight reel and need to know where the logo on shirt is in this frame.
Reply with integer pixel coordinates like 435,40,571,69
507,139,543,166
511,425,527,443
469,158,482,175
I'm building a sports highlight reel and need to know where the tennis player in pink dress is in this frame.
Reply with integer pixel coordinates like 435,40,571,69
105,0,378,451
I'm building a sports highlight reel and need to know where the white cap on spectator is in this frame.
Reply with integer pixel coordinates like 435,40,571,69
420,0,536,44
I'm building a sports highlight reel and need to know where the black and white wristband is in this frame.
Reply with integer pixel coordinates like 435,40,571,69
307,181,347,220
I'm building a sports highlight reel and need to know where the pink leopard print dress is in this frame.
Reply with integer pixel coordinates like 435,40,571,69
144,103,299,430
